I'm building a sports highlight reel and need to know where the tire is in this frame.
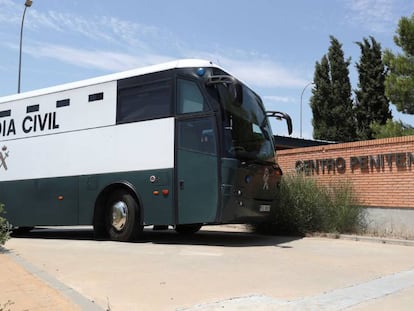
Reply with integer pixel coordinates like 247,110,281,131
93,220,108,239
105,189,142,242
175,223,203,235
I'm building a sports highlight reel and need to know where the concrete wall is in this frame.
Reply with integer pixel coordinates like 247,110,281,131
277,136,414,237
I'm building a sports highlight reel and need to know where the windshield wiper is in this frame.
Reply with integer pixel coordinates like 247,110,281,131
241,158,276,166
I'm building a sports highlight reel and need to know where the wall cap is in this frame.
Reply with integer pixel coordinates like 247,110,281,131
278,135,414,155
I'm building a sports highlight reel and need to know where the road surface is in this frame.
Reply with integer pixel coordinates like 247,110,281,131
5,226,414,310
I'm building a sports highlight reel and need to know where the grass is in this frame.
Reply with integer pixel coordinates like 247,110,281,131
254,173,366,236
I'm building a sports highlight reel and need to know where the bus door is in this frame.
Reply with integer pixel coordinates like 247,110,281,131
176,116,219,224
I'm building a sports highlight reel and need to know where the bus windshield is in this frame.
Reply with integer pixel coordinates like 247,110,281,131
219,84,275,163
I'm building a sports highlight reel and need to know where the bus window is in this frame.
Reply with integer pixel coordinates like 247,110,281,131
217,84,276,163
178,117,217,155
177,79,209,114
117,79,172,124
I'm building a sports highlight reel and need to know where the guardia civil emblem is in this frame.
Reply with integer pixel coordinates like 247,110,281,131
0,146,9,171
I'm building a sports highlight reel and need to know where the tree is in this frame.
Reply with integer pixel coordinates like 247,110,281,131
311,56,332,140
371,119,414,139
354,37,392,140
384,13,414,114
311,36,357,142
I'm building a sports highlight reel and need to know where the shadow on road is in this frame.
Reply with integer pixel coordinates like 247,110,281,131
0,246,10,254
10,226,300,248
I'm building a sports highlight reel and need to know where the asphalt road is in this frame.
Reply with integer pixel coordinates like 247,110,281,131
6,226,414,311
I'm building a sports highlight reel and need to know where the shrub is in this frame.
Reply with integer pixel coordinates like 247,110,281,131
254,174,365,236
0,203,10,245
326,181,366,233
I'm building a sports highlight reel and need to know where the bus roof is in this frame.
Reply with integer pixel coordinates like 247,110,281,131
0,59,223,104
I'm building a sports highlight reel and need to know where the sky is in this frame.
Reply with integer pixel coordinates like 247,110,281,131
0,0,413,139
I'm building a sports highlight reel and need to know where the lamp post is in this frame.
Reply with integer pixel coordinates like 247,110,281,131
300,81,314,138
17,0,33,94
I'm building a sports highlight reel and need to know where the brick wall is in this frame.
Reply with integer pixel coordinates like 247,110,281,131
277,136,414,209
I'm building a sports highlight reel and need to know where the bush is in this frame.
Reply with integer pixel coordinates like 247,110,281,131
0,203,10,245
254,174,365,236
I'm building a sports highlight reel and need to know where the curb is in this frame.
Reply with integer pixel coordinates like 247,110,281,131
338,234,414,247
208,225,414,247
7,251,104,311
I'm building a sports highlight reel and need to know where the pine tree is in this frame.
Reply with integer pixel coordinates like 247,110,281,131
311,36,357,142
384,13,414,114
311,56,332,140
355,37,392,140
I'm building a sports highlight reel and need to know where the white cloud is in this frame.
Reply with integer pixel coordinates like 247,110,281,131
25,43,173,72
189,52,309,89
0,0,20,24
0,1,309,90
20,41,308,90
262,96,294,104
227,59,308,89
29,12,166,53
345,0,403,33
0,2,165,50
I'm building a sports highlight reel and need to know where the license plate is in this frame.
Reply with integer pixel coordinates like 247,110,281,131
259,205,271,212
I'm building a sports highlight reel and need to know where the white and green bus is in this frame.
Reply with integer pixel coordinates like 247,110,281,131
0,59,291,241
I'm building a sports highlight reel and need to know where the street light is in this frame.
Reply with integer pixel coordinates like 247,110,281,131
300,81,314,138
17,0,33,94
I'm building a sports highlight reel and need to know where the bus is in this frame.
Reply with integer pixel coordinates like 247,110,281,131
0,59,292,241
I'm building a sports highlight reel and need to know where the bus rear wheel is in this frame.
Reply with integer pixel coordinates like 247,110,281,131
105,189,142,242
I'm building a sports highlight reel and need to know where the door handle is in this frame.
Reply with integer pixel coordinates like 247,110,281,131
179,180,184,190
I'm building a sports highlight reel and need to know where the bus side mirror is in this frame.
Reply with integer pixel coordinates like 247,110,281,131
266,111,293,135
206,75,243,106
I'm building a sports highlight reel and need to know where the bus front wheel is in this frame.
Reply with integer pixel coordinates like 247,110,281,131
105,189,142,242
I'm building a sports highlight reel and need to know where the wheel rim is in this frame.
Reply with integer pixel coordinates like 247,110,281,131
111,201,128,232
